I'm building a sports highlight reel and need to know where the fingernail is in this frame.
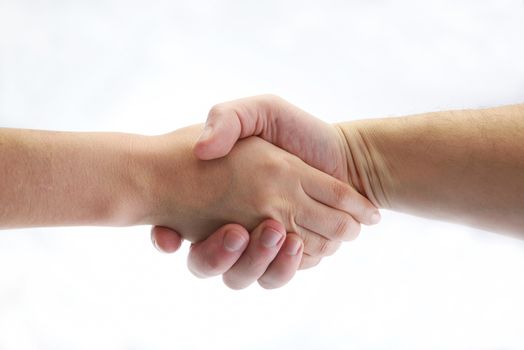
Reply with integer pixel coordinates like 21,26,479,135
285,237,302,256
261,227,283,248
369,211,381,225
223,231,246,252
198,125,213,143
152,237,164,253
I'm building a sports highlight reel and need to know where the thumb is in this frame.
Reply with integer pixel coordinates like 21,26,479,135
193,95,282,160
193,108,242,160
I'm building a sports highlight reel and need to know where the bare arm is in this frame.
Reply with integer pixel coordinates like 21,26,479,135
0,125,370,261
0,128,151,228
159,97,523,289
0,127,315,289
338,103,524,236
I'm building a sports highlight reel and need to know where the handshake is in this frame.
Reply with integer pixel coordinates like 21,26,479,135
148,95,381,289
3,95,520,289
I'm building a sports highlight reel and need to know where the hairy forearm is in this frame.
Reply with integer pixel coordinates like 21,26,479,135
337,104,524,236
0,128,152,228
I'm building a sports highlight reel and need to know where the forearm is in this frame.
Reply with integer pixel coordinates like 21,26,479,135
0,128,152,228
337,104,524,235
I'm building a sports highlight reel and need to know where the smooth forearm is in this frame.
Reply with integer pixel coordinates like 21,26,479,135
0,128,153,228
337,104,524,235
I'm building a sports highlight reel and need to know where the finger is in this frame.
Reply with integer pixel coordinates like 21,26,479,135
187,224,249,278
222,219,286,290
257,233,304,289
151,226,183,253
296,194,362,243
194,94,309,160
301,168,381,225
294,224,342,257
193,110,242,160
299,254,322,270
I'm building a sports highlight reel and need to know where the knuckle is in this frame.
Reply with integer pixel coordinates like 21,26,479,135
334,216,361,241
301,231,336,257
261,94,284,106
331,181,350,208
299,229,312,250
353,201,369,222
318,239,337,257
252,201,275,221
261,154,292,177
207,103,229,119
252,198,281,224
255,194,296,231
333,215,351,240
280,200,298,231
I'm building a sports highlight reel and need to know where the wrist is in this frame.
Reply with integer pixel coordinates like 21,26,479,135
334,121,392,209
111,133,163,226
134,126,234,240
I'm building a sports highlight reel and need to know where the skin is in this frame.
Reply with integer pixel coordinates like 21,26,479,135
147,125,376,245
156,96,524,288
0,124,378,277
338,104,524,235
0,129,148,228
154,95,384,289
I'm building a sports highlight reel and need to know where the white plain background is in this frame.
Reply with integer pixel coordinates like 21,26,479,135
1,1,524,349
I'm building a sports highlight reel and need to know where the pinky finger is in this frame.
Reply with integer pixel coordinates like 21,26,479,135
257,234,303,289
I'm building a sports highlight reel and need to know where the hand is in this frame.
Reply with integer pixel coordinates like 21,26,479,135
194,95,354,183
152,96,380,289
146,125,373,249
153,219,306,290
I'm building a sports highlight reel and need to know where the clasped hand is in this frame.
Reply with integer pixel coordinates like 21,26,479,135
150,96,380,289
